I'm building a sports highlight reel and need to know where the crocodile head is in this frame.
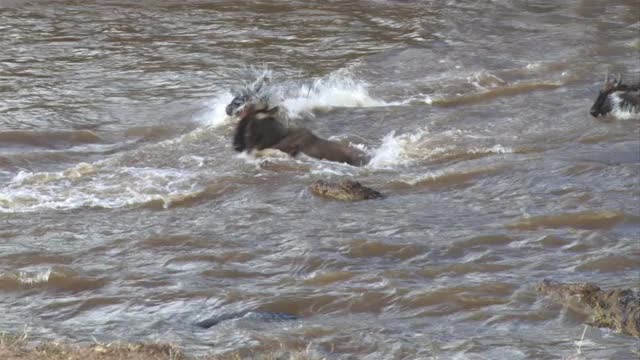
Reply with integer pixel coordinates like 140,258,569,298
310,180,384,201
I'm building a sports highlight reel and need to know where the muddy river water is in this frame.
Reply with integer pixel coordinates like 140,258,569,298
1,1,639,359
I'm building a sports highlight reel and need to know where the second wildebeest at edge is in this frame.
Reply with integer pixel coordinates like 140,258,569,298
227,87,370,167
590,73,640,119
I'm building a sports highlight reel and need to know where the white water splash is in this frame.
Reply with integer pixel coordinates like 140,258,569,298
309,166,353,176
468,70,506,90
281,75,387,118
399,168,452,186
197,74,388,127
197,91,235,127
367,130,428,169
365,128,513,170
20,269,52,284
3,269,54,285
385,93,433,106
468,144,513,155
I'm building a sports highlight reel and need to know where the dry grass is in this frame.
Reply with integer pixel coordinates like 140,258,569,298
0,332,320,360
0,333,186,360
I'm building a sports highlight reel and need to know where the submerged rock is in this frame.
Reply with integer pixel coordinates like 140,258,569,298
536,279,640,338
309,180,384,201
196,311,298,329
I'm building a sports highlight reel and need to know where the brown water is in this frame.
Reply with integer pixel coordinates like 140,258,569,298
1,1,639,359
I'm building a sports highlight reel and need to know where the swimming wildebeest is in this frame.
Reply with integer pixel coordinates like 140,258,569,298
590,73,639,119
226,79,370,166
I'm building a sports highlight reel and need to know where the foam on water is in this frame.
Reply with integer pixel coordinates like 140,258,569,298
0,163,205,212
10,162,98,186
469,144,512,155
384,94,433,106
15,269,52,285
468,70,507,90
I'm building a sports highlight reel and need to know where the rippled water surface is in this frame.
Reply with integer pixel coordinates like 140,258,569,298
1,1,639,359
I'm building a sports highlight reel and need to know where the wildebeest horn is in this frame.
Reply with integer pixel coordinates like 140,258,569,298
254,80,263,93
616,73,623,85
604,70,615,87
253,74,270,93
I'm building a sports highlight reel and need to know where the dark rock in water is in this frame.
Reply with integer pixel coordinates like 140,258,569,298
196,311,299,329
536,279,640,338
310,179,384,201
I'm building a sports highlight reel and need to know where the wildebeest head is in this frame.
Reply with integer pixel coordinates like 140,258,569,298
225,75,268,117
590,73,623,117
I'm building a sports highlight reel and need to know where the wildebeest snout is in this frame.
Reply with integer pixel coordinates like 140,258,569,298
226,95,249,116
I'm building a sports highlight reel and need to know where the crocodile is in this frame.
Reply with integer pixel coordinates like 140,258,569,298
536,279,640,338
309,179,384,201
